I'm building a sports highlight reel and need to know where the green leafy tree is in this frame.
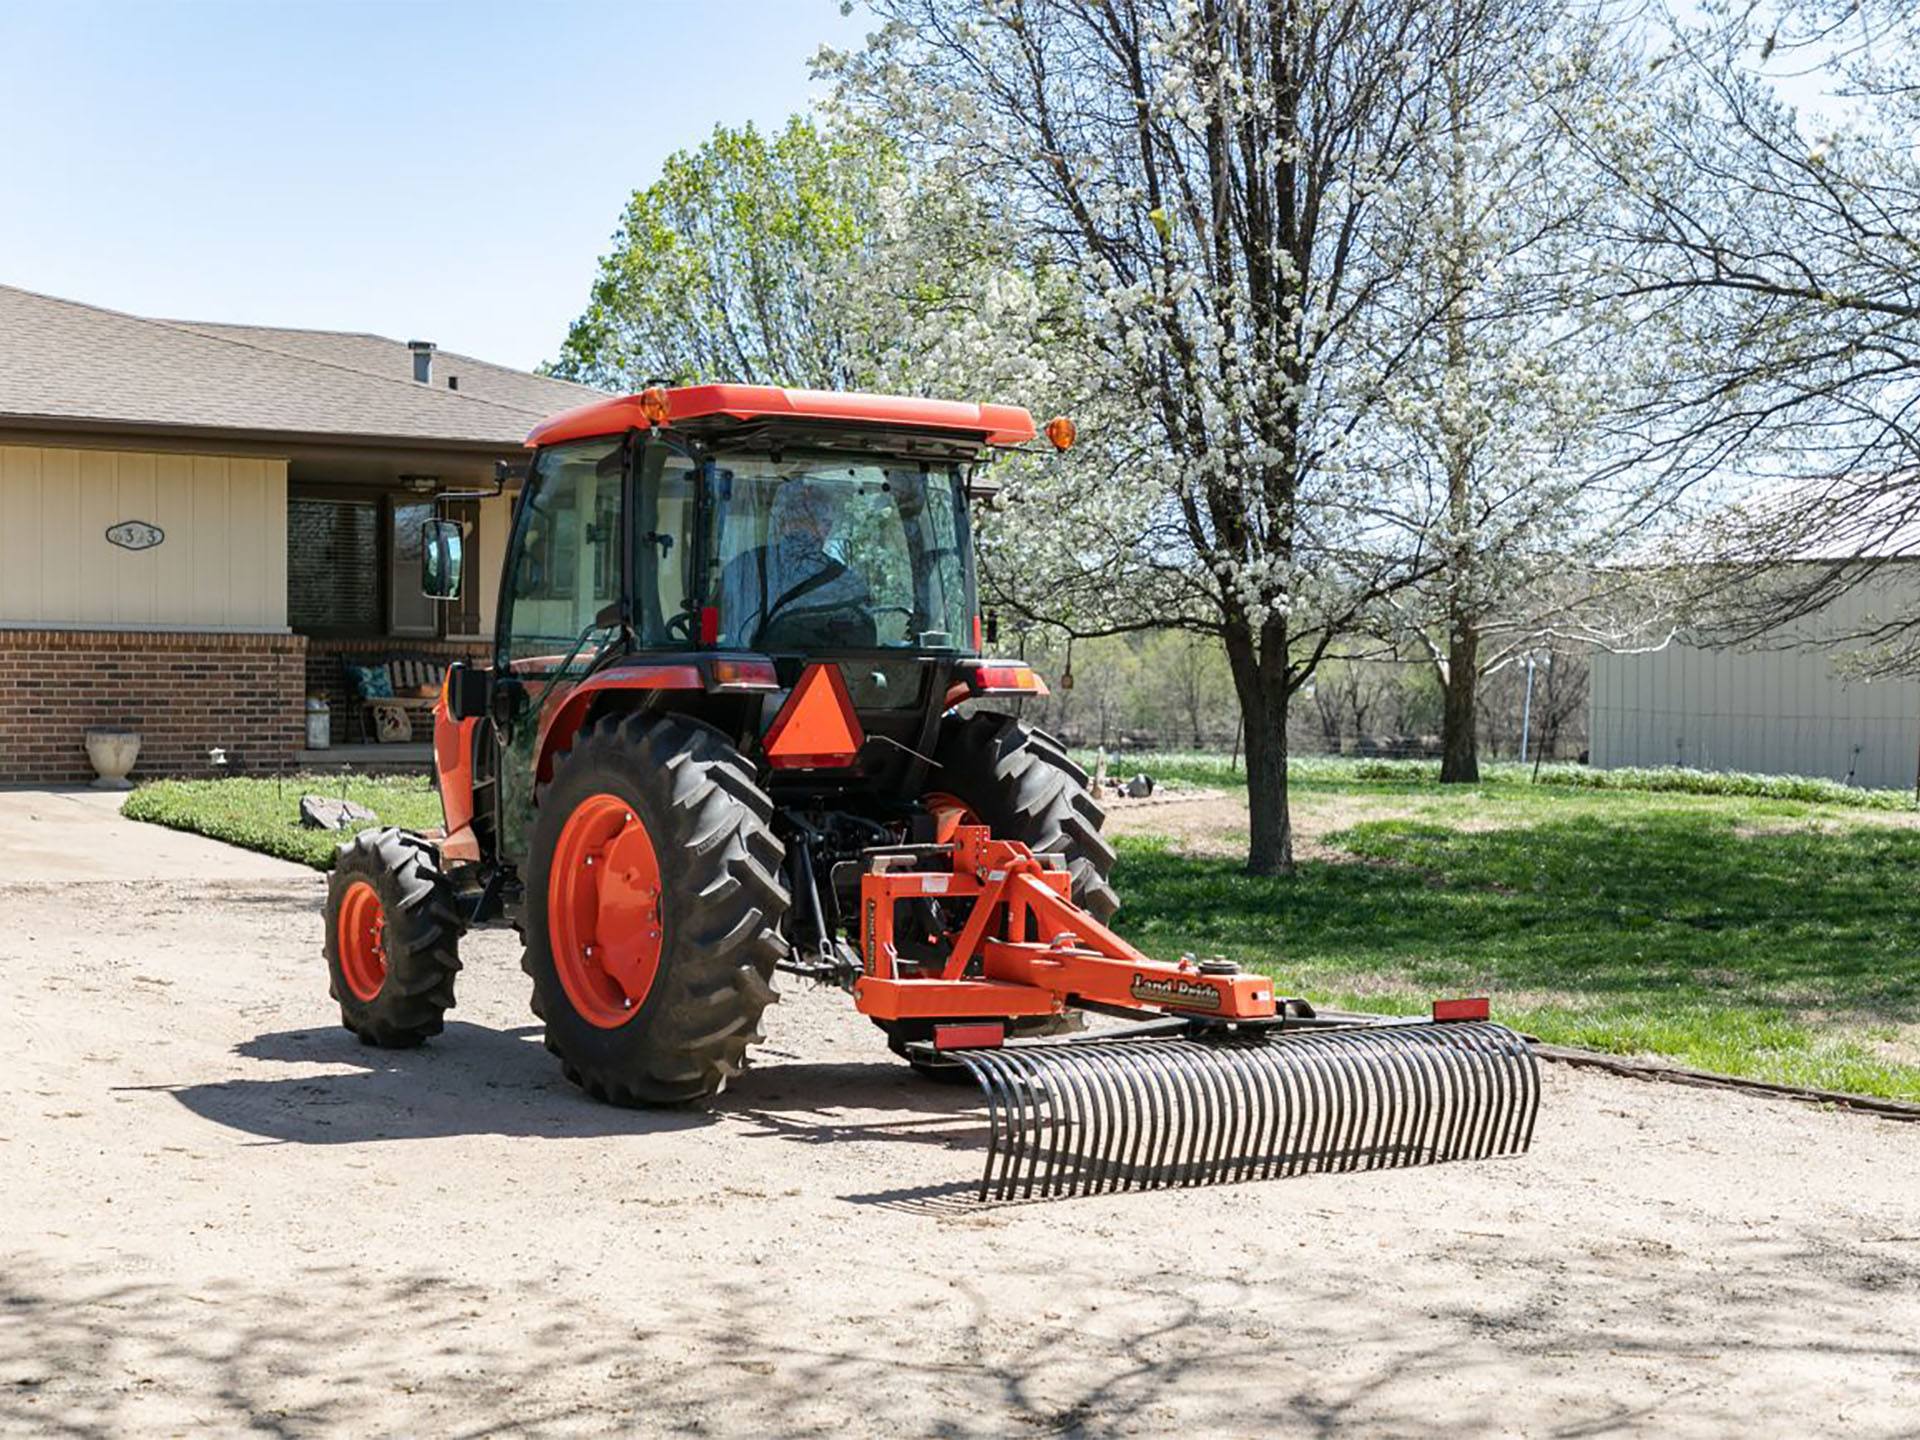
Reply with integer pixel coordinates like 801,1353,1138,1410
549,117,900,390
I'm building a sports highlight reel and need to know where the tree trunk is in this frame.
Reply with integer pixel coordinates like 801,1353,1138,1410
1225,618,1292,875
1437,52,1479,789
1439,623,1480,783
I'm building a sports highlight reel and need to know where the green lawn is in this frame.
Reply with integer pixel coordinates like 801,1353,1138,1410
122,760,1920,1100
1105,774,1920,1101
123,774,442,869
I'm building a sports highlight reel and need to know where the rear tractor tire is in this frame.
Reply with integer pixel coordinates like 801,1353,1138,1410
880,713,1114,1077
522,712,788,1106
928,711,1119,922
324,828,464,1048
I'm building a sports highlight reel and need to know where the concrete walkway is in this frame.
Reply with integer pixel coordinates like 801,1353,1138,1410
0,786,314,883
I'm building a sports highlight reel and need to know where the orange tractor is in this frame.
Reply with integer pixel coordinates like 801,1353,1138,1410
322,384,1537,1199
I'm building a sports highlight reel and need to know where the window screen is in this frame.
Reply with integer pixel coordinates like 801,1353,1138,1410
289,498,380,633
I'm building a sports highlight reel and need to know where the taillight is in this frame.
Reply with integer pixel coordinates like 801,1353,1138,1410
967,663,1049,697
933,1022,1006,1052
709,657,779,691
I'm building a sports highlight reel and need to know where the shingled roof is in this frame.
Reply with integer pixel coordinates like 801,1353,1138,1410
0,284,601,449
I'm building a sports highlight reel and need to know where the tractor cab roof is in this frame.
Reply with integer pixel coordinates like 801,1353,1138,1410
525,384,1038,452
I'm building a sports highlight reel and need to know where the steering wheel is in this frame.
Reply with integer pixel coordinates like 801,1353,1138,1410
664,611,696,643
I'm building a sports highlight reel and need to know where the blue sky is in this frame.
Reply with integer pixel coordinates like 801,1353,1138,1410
0,0,862,370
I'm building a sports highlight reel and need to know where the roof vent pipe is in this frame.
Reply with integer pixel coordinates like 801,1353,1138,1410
408,339,435,384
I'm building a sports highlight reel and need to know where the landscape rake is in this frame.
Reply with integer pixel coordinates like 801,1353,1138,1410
955,1019,1540,1202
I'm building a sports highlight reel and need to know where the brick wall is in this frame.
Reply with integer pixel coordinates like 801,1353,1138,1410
0,629,308,783
305,636,490,744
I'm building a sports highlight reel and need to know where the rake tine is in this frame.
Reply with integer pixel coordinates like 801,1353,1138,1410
1152,1044,1213,1190
1346,1026,1398,1170
955,1021,1538,1204
1462,1025,1507,1161
1436,1025,1476,1159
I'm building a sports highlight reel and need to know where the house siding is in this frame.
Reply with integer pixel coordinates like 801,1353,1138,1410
0,442,288,630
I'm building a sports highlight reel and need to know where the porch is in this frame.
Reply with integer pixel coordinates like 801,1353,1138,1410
287,450,511,760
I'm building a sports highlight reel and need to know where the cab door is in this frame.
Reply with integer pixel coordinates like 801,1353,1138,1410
493,438,628,861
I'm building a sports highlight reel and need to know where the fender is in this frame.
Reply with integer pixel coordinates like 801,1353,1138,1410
531,661,704,782
432,690,482,864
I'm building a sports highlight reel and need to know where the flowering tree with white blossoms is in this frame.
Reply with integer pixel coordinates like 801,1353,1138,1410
825,0,1598,871
1364,2,1679,781
1583,0,1920,670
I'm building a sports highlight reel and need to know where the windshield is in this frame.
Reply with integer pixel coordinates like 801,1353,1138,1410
710,455,973,652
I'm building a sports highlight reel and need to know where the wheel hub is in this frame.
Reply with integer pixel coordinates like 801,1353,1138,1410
337,879,388,1002
549,793,664,1028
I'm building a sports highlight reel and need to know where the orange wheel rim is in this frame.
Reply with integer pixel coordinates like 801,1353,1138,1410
923,790,979,845
549,793,665,1029
337,879,388,1002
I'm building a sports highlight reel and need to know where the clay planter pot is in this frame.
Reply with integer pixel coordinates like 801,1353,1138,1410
84,728,142,790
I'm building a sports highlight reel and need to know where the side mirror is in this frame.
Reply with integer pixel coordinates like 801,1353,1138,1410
442,661,492,722
421,518,464,600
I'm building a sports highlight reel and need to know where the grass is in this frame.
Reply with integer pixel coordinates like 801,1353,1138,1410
123,757,1920,1101
1082,749,1919,809
123,774,442,870
1105,779,1920,1100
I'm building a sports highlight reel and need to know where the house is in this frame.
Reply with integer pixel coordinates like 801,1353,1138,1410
1589,563,1920,791
0,283,600,782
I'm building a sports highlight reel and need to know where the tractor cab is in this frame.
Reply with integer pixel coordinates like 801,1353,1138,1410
430,384,1054,877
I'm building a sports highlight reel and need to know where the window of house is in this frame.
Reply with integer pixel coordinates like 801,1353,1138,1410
288,498,382,634
389,500,437,637
289,494,483,638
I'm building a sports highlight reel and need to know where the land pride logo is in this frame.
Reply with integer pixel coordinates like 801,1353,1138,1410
105,520,164,552
1129,973,1223,1012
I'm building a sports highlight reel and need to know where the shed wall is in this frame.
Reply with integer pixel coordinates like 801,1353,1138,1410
1590,570,1920,790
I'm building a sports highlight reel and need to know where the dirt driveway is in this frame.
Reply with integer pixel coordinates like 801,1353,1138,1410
3,847,1918,1434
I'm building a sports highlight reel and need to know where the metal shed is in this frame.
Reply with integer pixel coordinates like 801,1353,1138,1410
1589,566,1920,791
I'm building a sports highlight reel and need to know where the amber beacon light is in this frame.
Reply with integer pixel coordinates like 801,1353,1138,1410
637,387,672,425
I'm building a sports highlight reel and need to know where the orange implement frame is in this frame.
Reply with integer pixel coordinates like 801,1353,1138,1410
853,827,1278,1024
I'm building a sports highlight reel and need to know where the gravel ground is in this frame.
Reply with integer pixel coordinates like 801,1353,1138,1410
3,873,1918,1438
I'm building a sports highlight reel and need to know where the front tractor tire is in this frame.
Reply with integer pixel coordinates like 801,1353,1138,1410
324,828,464,1048
522,713,788,1106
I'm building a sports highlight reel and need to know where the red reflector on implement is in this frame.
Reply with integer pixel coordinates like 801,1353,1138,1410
763,662,864,769
933,1022,1006,1052
1432,996,1491,1023
969,663,1049,697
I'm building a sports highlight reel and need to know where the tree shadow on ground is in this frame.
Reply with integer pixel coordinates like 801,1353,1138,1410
142,1021,985,1149
5,1228,1916,1440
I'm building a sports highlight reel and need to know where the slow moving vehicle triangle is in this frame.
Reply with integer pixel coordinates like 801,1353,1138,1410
763,662,864,769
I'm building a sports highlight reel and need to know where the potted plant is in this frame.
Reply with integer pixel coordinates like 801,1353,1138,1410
84,727,142,790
